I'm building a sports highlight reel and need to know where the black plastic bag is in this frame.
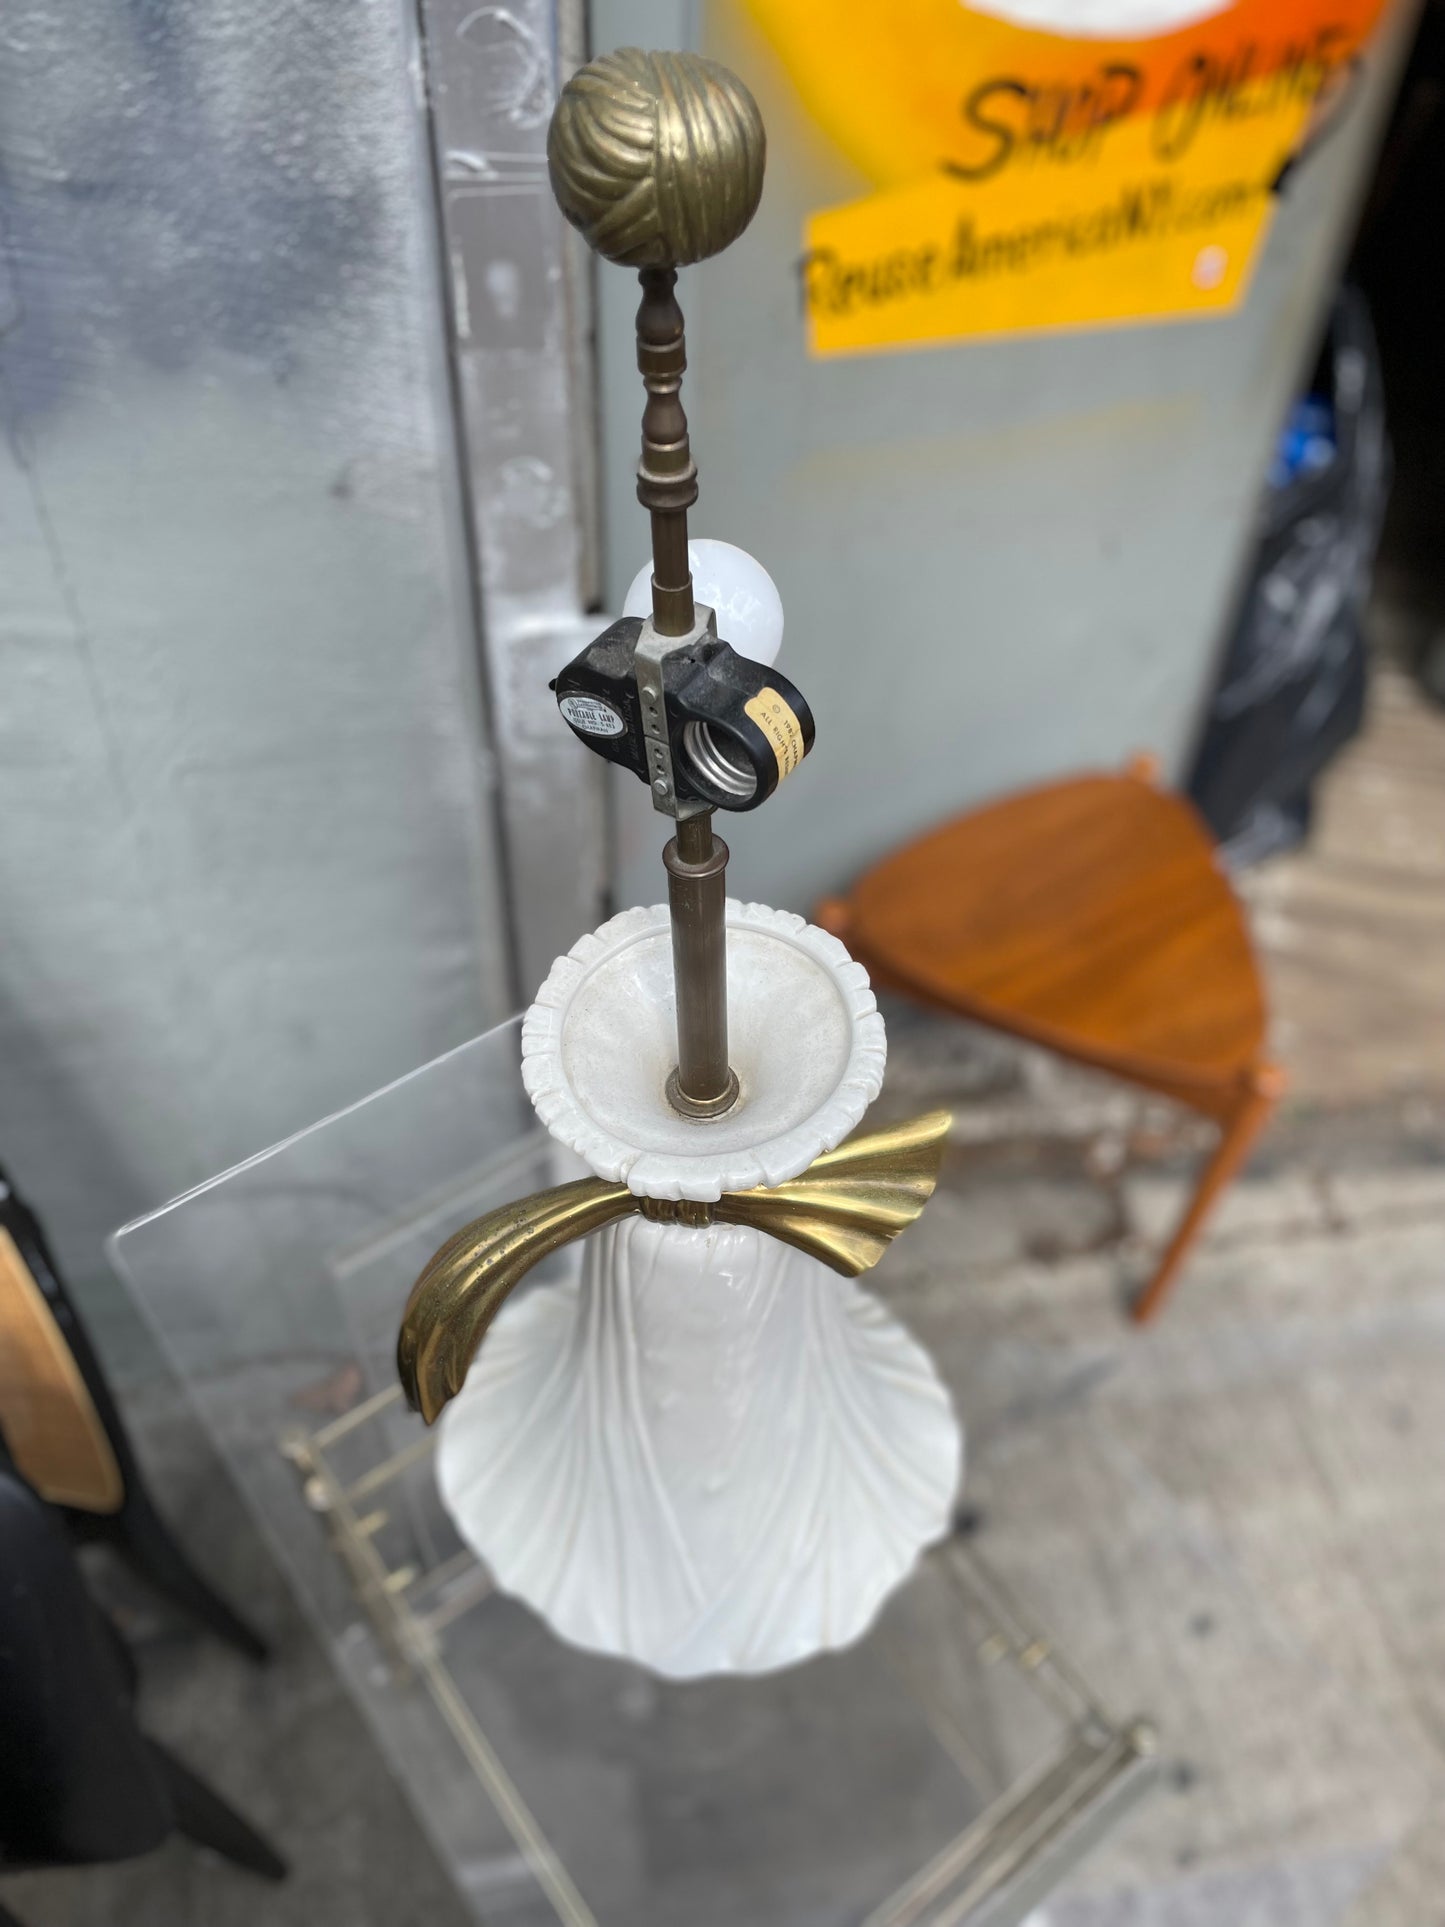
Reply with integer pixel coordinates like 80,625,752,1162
1187,286,1390,864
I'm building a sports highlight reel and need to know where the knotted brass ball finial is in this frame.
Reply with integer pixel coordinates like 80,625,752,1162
547,47,765,269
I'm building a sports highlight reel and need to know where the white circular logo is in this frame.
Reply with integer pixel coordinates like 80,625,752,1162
559,693,626,738
965,0,1226,33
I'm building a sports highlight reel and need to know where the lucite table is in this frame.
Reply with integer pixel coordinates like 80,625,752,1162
111,1017,1156,1926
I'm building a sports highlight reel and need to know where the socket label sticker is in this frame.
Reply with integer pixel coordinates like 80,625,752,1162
745,688,806,780
559,694,626,738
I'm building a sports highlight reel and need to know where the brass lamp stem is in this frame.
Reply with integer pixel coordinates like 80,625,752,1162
635,266,736,1116
547,48,770,1120
664,810,734,1115
635,268,697,638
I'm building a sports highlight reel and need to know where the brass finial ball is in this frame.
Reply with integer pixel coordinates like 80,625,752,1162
547,47,766,270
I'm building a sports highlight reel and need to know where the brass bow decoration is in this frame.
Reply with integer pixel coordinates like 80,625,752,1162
398,1108,952,1425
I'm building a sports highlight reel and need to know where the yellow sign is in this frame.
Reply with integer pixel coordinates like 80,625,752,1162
744,0,1387,356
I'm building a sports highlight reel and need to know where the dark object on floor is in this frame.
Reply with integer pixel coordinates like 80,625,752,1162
1417,628,1445,707
1352,1,1445,703
0,1436,285,1887
818,758,1282,1323
0,1165,268,1661
1186,287,1389,864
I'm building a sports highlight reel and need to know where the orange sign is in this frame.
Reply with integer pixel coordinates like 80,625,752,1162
744,0,1389,355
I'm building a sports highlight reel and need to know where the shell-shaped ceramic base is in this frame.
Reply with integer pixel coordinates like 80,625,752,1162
437,1217,963,1679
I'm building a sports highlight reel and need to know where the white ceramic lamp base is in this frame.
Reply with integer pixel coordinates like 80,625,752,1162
437,1217,961,1677
436,900,964,1678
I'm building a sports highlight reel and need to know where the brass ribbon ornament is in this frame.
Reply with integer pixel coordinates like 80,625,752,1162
398,1109,952,1425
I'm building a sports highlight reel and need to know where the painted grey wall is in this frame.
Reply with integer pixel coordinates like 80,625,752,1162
0,2,512,1297
595,0,1411,916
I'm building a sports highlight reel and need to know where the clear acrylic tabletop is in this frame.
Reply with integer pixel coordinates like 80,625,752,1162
110,1016,1154,1926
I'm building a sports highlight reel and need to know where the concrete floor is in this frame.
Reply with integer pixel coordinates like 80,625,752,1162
885,1068,1445,1927
5,676,1445,1926
1239,659,1445,1108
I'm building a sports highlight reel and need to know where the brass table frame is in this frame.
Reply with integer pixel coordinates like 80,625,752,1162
284,1389,1156,1927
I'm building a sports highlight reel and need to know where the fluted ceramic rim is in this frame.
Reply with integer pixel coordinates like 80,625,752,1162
521,899,887,1201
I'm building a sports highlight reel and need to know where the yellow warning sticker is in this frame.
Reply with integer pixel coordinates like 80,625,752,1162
745,688,806,780
744,0,1387,357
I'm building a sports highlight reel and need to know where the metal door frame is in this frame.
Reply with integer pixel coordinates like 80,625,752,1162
414,0,608,1000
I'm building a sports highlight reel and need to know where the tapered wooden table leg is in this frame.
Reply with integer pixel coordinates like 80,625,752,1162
1130,1064,1285,1324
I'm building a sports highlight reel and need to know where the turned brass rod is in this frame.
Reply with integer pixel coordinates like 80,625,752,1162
636,267,735,1114
636,267,696,638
